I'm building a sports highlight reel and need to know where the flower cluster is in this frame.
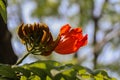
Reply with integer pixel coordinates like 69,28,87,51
18,23,60,56
18,23,88,56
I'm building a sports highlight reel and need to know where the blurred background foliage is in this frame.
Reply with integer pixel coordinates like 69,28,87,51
7,0,120,79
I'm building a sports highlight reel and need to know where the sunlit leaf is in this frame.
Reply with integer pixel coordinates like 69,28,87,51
28,75,41,80
0,60,117,80
0,0,7,23
46,76,52,80
21,60,61,79
20,76,27,80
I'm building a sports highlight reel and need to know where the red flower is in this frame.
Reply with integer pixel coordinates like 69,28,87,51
55,24,88,54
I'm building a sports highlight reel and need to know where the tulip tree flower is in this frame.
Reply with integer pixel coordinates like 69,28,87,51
17,23,88,65
55,24,88,54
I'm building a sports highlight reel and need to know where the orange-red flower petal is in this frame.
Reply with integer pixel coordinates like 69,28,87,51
60,24,71,35
55,24,88,54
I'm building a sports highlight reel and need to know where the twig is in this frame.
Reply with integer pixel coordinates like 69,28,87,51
15,52,31,65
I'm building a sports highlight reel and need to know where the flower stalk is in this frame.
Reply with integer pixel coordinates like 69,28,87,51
15,52,31,65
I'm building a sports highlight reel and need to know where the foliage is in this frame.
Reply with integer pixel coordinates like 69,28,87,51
32,0,61,18
0,60,116,80
0,0,7,23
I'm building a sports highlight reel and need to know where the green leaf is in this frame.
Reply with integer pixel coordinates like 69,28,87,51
72,65,92,80
46,76,52,80
22,60,60,70
0,64,16,79
28,67,48,80
13,67,31,78
0,60,116,80
0,77,9,80
53,64,77,80
0,0,7,23
93,69,117,80
21,60,61,79
20,76,27,80
28,75,41,80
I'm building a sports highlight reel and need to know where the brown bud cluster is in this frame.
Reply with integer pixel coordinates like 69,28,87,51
18,23,60,56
